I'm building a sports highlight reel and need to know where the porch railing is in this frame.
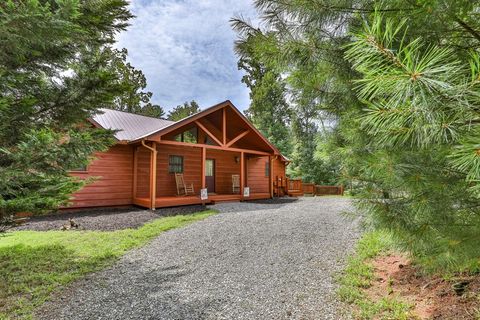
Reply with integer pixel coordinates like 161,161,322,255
286,178,303,196
285,178,345,197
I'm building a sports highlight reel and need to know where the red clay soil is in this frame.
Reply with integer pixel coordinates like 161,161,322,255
366,254,480,319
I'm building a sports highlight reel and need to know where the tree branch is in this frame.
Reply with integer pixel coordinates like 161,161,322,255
454,16,480,43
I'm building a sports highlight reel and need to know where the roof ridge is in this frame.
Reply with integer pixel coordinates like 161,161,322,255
98,108,174,123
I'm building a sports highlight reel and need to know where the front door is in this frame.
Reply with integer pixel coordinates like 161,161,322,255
206,159,215,193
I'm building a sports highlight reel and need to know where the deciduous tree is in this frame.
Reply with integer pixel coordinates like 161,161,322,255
167,100,201,121
232,28,293,155
109,48,164,118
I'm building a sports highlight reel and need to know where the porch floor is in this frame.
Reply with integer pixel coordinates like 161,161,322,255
133,193,271,209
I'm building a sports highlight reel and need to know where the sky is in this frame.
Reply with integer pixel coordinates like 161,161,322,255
115,0,258,112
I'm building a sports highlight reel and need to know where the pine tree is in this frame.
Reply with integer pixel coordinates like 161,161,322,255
234,0,480,271
345,13,480,271
0,0,133,224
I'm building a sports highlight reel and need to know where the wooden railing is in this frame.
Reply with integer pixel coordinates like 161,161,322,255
315,185,344,195
287,179,303,191
277,177,344,197
302,183,315,194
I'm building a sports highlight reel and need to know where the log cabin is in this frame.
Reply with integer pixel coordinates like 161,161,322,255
69,100,289,210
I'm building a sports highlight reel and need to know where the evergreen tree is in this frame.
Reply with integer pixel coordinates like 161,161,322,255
234,0,480,271
109,48,165,118
167,100,201,121
0,0,133,224
345,13,480,271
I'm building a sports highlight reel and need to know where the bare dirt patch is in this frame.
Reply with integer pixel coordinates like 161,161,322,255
366,254,480,319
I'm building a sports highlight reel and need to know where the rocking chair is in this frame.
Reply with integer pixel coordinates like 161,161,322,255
175,173,195,196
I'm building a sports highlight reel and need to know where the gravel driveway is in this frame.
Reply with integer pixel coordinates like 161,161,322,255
37,197,360,320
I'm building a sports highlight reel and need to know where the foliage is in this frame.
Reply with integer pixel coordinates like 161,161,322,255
0,0,134,222
232,16,341,184
233,0,480,272
108,47,165,118
232,27,293,156
0,210,216,319
345,13,480,272
167,100,201,121
337,231,414,319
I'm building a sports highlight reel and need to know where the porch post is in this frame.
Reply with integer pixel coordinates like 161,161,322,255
149,142,157,210
240,151,245,199
222,107,226,145
201,147,206,189
270,156,274,198
133,146,138,200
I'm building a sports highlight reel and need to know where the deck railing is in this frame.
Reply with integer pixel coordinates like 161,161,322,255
287,179,303,192
280,177,344,197
315,185,344,196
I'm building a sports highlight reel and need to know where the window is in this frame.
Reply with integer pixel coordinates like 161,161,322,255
206,159,214,177
169,155,184,173
70,165,88,172
265,161,270,177
173,128,198,143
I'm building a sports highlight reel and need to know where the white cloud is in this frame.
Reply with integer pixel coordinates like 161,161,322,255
115,0,258,112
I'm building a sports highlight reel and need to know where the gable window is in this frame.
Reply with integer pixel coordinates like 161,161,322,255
265,161,270,177
174,127,198,143
169,155,184,173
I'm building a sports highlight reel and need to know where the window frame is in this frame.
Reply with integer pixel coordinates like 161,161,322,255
69,165,88,173
168,155,184,174
265,160,270,177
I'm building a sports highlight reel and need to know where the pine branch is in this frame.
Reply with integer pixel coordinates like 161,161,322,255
453,16,480,43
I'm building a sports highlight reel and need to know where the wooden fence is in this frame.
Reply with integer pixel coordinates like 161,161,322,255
302,183,315,194
279,178,344,197
314,185,344,196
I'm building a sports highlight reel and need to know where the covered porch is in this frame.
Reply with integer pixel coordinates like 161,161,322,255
129,103,281,209
132,144,274,209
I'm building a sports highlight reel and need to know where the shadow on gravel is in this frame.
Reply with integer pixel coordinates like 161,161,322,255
209,197,299,213
39,263,224,320
136,266,224,319
249,197,299,205
13,205,207,232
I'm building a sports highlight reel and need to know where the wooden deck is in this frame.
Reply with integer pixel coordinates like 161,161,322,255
133,193,271,209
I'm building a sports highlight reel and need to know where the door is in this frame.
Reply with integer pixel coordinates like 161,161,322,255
206,159,215,193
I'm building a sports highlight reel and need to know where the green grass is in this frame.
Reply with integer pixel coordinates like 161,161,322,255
0,210,216,319
337,231,415,320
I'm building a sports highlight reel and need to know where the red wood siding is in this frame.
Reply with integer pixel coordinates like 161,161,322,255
273,158,287,196
136,145,254,197
206,149,241,194
136,144,202,197
246,156,270,194
273,158,286,180
69,145,134,208
156,145,202,197
136,147,151,198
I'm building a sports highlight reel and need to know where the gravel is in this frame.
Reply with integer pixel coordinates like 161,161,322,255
13,205,207,231
37,197,360,319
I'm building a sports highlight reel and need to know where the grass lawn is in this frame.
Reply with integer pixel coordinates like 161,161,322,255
0,210,216,320
337,231,414,320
